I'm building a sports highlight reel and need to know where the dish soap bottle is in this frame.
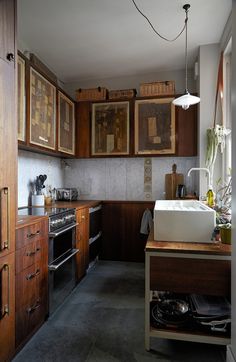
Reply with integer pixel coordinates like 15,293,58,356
207,187,214,207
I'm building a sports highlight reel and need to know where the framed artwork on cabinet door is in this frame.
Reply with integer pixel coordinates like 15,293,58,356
17,55,26,142
91,101,130,156
58,91,75,155
134,98,175,155
29,67,56,150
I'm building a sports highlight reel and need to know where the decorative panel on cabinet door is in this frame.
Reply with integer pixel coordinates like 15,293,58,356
0,59,17,258
176,104,198,156
29,67,56,150
58,91,75,155
0,0,15,65
0,252,15,362
76,101,91,158
17,53,26,142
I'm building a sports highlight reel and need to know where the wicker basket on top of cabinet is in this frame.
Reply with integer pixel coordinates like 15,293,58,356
140,81,175,97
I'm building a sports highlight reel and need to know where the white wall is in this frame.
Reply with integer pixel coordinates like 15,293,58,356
198,43,221,197
64,157,197,201
18,150,64,207
64,68,196,100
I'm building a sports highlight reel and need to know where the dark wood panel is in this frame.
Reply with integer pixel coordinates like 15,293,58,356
16,221,47,250
76,101,91,158
176,104,198,156
101,202,154,262
150,256,231,296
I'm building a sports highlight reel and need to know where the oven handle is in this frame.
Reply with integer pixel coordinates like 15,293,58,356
89,204,102,214
89,231,102,245
49,223,79,238
48,248,79,271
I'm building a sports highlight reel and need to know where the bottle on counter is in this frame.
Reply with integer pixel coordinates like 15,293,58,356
206,187,214,207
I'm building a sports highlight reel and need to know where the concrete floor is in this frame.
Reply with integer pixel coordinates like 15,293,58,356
13,261,226,362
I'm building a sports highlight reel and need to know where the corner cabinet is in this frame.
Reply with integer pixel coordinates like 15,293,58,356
145,232,231,351
0,0,17,361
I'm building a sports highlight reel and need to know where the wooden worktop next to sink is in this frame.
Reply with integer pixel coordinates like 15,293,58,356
49,200,101,210
146,228,231,256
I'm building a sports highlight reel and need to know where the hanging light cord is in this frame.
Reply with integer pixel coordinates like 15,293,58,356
183,4,189,93
131,0,187,42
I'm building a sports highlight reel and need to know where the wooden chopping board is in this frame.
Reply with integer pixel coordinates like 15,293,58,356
165,164,184,200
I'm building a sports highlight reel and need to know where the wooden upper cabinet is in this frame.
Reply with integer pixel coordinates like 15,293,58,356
0,0,15,65
76,101,91,158
175,104,198,156
58,91,75,155
18,53,26,142
29,67,56,150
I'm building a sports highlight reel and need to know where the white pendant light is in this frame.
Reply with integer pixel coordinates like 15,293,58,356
173,4,200,110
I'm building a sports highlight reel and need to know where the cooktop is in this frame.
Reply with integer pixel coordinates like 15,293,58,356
18,207,73,217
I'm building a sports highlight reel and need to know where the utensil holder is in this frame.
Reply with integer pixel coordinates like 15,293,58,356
32,194,45,206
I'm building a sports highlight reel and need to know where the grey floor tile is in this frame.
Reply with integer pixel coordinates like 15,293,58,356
13,261,226,362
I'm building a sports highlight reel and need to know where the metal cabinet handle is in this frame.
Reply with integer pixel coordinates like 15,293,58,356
81,215,85,220
27,300,40,314
6,53,15,62
89,204,102,214
27,230,40,239
0,264,10,319
26,247,40,257
26,269,40,280
0,187,10,251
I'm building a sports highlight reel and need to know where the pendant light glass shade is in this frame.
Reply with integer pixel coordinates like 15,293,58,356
173,4,200,110
173,92,200,110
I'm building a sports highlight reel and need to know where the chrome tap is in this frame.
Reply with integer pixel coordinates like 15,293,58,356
187,167,212,195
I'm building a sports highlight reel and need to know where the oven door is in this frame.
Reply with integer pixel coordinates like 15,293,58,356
48,249,79,314
48,223,79,315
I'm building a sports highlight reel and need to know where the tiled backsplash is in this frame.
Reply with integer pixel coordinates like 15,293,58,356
18,150,64,207
64,157,198,200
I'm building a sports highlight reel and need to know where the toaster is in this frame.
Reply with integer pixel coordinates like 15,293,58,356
56,188,78,201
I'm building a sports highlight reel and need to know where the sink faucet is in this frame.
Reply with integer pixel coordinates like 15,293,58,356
187,167,212,193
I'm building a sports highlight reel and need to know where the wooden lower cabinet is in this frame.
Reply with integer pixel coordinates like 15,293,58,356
76,208,89,280
0,252,15,362
101,201,154,262
15,218,48,349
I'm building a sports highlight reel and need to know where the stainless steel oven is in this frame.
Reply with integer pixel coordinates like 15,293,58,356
48,209,79,315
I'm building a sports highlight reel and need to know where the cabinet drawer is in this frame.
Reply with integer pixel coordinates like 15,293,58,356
15,264,41,311
15,240,39,273
16,222,45,250
16,298,45,348
150,256,231,297
76,208,88,223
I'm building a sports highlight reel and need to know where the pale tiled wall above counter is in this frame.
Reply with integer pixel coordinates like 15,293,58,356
64,157,198,201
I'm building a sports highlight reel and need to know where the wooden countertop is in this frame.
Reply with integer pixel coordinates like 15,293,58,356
52,200,101,209
146,228,231,256
16,215,49,229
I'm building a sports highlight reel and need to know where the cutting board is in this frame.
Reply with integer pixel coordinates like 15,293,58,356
165,164,184,200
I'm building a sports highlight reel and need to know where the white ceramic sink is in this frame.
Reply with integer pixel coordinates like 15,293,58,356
154,200,216,243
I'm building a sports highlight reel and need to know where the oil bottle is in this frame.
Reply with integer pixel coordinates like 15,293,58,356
206,187,214,207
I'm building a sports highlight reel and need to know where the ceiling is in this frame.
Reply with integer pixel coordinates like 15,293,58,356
18,0,232,83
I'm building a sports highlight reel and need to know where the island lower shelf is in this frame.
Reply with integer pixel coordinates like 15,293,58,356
145,230,231,351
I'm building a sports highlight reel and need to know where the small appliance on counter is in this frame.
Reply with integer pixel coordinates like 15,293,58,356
56,188,78,201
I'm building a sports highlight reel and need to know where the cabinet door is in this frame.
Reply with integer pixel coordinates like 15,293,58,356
0,59,16,258
76,101,91,158
0,0,15,65
76,208,89,280
0,252,15,362
58,91,75,155
176,104,198,156
29,67,56,150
